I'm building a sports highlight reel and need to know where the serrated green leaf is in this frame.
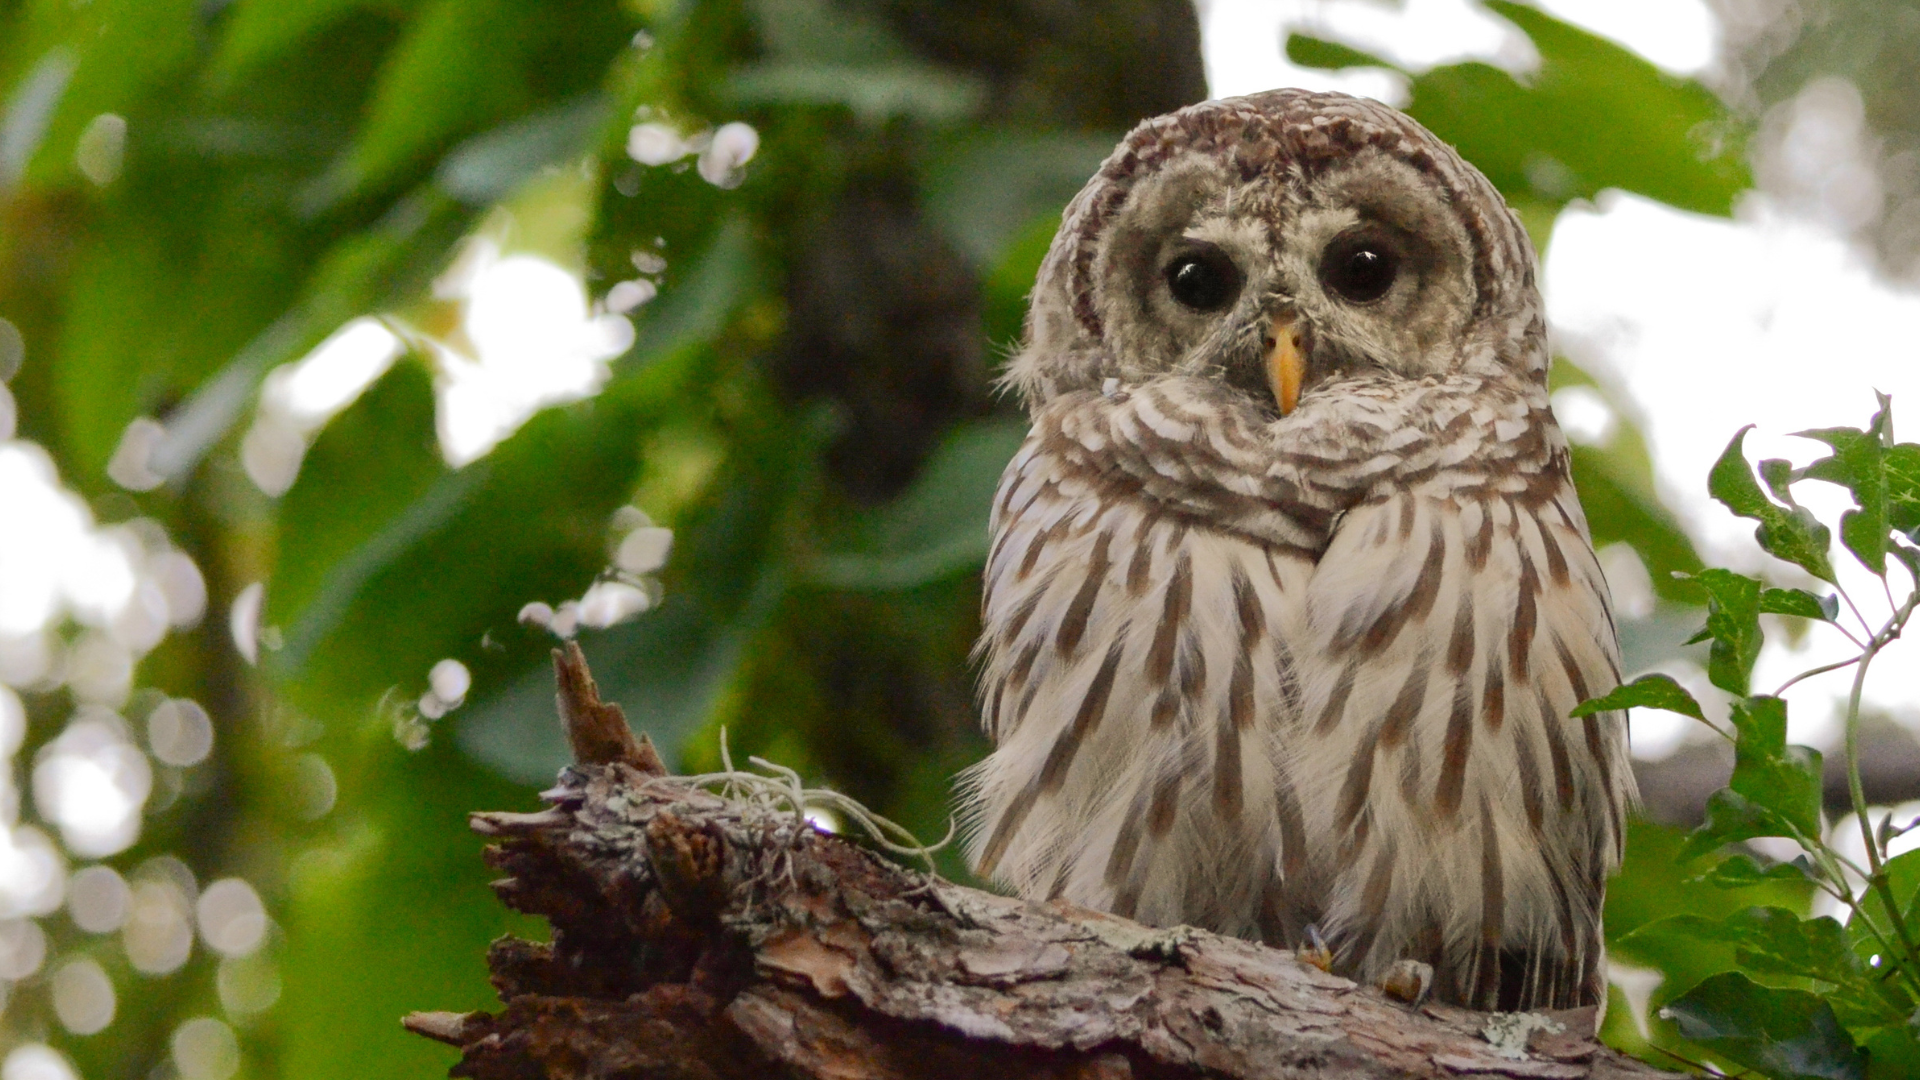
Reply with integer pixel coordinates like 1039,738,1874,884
1761,505,1841,584
1684,568,1765,696
1799,402,1895,575
1761,457,1801,505
1570,672,1703,720
1728,696,1824,839
1710,427,1838,583
1761,587,1838,621
1665,971,1867,1080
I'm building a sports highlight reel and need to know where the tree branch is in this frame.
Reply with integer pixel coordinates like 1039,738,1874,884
404,643,1680,1080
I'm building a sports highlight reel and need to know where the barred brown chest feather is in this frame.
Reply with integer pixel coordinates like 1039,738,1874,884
960,375,1633,1012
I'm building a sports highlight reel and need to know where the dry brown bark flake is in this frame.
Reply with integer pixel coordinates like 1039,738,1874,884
403,645,1679,1079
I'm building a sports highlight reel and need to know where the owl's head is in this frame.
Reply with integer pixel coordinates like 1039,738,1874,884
1007,89,1544,412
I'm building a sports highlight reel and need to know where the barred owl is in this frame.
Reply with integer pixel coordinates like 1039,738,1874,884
961,89,1632,1012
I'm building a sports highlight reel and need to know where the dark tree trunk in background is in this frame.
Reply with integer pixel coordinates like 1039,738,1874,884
742,0,1211,842
770,0,1207,502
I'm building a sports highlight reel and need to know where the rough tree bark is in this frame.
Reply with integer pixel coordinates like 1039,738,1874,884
404,644,1683,1080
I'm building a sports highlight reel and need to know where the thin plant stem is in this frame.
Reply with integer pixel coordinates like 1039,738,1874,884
1842,599,1920,992
1835,579,1875,645
1774,654,1863,696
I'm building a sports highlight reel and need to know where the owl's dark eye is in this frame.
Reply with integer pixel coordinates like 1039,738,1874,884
1319,234,1400,304
1164,249,1241,312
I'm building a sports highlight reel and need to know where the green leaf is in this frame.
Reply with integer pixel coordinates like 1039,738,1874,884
733,3,984,123
1565,437,1703,605
310,0,537,207
728,64,986,123
1727,696,1824,840
1893,540,1920,589
1682,788,1798,860
1852,849,1920,955
1698,854,1814,890
918,129,1117,270
268,365,648,713
1761,587,1839,621
1628,908,1862,988
1571,672,1704,720
810,419,1028,590
212,0,393,84
1665,971,1867,1080
1403,1,1747,216
457,403,820,782
1710,426,1837,583
1714,425,1779,518
1761,457,1800,505
436,95,609,207
1284,34,1403,74
1886,443,1920,534
1726,908,1863,987
1800,397,1896,575
1683,568,1765,696
1858,1024,1920,1080
6,0,197,189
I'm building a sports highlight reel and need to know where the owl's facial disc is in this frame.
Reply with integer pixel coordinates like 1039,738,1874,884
1280,153,1479,380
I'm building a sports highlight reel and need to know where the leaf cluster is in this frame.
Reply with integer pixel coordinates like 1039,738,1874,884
1582,400,1920,1078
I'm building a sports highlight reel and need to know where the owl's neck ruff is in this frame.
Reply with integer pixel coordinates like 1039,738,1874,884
1025,370,1565,556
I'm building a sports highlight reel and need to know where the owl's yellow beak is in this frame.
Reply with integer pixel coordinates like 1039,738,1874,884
1266,317,1304,416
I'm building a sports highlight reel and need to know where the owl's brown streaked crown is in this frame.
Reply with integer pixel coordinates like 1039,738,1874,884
1017,89,1544,405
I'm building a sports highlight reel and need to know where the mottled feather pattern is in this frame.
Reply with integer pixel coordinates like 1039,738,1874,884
963,88,1633,1013
963,370,1632,1009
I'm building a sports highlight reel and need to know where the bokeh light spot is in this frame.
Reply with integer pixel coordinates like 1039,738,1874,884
0,918,47,978
147,698,214,768
51,956,115,1034
1,1045,76,1080
196,878,266,958
33,712,151,857
67,864,129,933
172,1017,240,1080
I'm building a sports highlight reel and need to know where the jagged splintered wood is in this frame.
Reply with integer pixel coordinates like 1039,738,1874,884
402,643,1679,1079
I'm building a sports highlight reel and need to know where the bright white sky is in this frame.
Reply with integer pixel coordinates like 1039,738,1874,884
1201,0,1920,756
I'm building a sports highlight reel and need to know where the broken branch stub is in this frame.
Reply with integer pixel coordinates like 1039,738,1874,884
405,652,1679,1079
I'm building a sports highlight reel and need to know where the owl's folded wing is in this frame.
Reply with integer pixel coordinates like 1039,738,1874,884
1286,478,1631,1008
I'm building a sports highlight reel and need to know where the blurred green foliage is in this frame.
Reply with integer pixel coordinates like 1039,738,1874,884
0,0,1885,1076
